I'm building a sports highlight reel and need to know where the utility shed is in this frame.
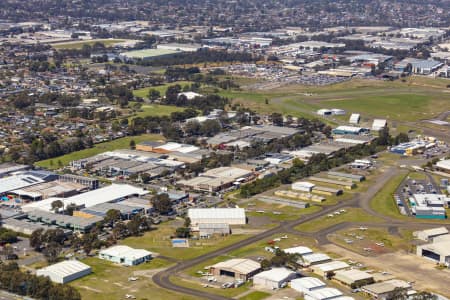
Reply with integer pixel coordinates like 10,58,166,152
253,267,297,289
414,227,448,242
361,279,411,300
334,269,374,287
188,208,246,227
99,245,152,266
291,277,326,293
210,258,261,281
36,260,91,284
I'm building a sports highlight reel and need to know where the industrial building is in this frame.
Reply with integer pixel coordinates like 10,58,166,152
11,180,87,201
414,227,449,242
198,223,230,238
119,48,181,61
188,208,246,228
0,163,30,178
58,174,99,190
0,174,45,195
36,260,92,284
301,253,332,266
303,287,343,300
361,280,411,300
371,119,387,131
390,140,431,156
308,176,356,190
311,261,350,277
334,269,374,287
291,277,326,293
178,167,253,192
327,171,365,182
252,267,297,289
292,181,316,192
99,245,152,266
410,194,449,219
436,159,450,173
209,258,261,281
27,210,103,233
349,114,360,124
416,238,450,266
283,246,313,256
1,218,59,235
22,184,148,213
76,202,143,219
332,126,370,136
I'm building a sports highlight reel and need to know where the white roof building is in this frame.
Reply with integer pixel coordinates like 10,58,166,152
22,184,148,212
36,260,92,284
291,277,326,293
414,227,449,242
334,269,373,286
99,245,152,266
436,159,450,172
188,208,246,227
283,246,313,256
292,182,316,192
178,91,203,100
304,287,343,300
372,119,387,131
253,267,297,289
0,174,45,195
349,113,360,124
302,253,332,266
311,261,350,276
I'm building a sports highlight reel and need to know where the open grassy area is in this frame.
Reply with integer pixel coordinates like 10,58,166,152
369,171,409,219
239,291,271,300
121,221,249,260
52,39,126,50
295,208,384,233
35,134,164,170
328,227,413,255
133,81,193,99
134,104,185,118
243,200,322,221
70,257,196,300
218,77,450,124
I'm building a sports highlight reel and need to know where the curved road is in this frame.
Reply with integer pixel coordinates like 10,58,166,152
153,166,405,299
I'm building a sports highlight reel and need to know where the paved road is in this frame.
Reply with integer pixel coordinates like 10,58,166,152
153,157,449,299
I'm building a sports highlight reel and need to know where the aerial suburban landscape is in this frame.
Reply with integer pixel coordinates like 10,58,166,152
1,1,450,300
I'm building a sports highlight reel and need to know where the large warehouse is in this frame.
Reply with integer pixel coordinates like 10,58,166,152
99,245,152,266
291,277,326,293
253,267,297,289
36,260,92,284
188,208,246,228
416,238,450,265
210,258,261,281
22,184,148,212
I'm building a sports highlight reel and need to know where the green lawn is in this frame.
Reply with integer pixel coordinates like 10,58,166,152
295,208,384,233
121,221,249,260
245,200,322,221
369,172,409,219
52,39,126,50
239,291,271,300
133,104,185,118
133,81,193,99
35,134,164,170
70,257,196,300
217,77,450,123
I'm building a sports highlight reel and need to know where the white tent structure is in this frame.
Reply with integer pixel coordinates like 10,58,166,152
36,260,92,284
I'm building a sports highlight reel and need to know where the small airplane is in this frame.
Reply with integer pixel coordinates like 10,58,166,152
125,295,136,299
128,277,138,281
376,242,385,247
359,226,368,231
281,235,288,239
363,247,373,252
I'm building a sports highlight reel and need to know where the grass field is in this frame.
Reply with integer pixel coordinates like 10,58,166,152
244,200,323,221
121,221,249,260
35,134,164,169
239,291,271,300
295,208,384,233
52,39,126,50
70,257,196,300
218,77,450,124
133,104,185,118
133,81,193,99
